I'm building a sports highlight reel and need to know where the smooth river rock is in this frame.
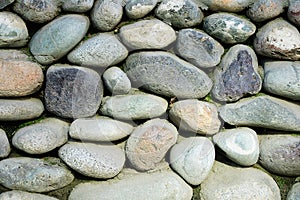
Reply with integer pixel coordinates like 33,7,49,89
0,190,58,200
62,0,94,12
102,67,131,95
287,182,300,200
192,0,255,12
0,49,29,61
29,14,90,65
125,51,213,99
125,0,157,19
0,129,10,158
0,157,74,192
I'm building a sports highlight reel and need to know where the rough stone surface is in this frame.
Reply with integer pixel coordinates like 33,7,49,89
100,94,168,120
103,67,131,95
13,0,61,23
58,142,125,179
0,190,58,200
69,116,134,142
45,64,103,119
213,127,259,166
192,0,255,12
203,13,256,44
91,0,123,31
263,61,300,100
125,118,178,171
169,99,221,135
125,51,213,99
155,0,203,28
287,182,300,200
125,0,157,19
0,129,11,158
0,60,43,97
119,19,176,50
0,157,74,192
0,0,15,9
67,33,128,68
219,95,300,132
69,170,193,200
259,134,300,176
12,118,69,154
170,137,215,185
200,161,281,200
0,49,29,61
0,98,44,121
212,44,262,102
62,0,94,12
0,11,28,47
288,0,300,27
254,18,300,60
176,28,224,69
29,14,90,65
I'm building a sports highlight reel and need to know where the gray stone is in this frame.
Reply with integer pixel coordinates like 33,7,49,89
287,182,300,200
62,0,94,12
125,0,157,19
126,118,178,171
263,61,300,100
200,161,281,200
0,190,58,200
68,170,193,200
288,0,300,27
155,0,203,28
170,137,215,185
0,0,15,9
67,33,128,68
212,44,262,102
254,18,300,60
12,118,69,154
45,64,103,119
219,95,300,132
124,51,213,99
0,129,10,158
213,127,259,166
0,49,29,61
91,0,123,31
100,94,168,120
169,99,221,135
0,98,44,121
0,157,74,192
69,116,134,142
29,14,90,65
103,67,131,95
119,19,176,50
59,142,125,179
13,0,61,23
259,134,300,176
203,13,256,44
0,11,28,47
192,0,255,12
175,28,224,69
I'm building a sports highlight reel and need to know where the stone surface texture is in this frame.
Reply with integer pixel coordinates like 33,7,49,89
0,129,11,158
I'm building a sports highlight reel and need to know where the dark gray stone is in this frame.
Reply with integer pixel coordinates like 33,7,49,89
62,0,94,12
45,64,103,119
287,182,300,200
203,13,256,44
124,51,213,99
192,0,255,12
212,44,262,102
0,0,15,9
125,0,157,19
288,0,300,27
0,129,10,158
103,67,131,95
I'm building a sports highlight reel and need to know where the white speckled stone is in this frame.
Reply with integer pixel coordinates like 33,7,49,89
125,0,157,19
103,67,131,95
0,129,10,158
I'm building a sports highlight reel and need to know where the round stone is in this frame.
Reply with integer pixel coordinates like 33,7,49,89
125,0,157,19
62,0,94,12
0,190,58,200
287,182,300,200
0,129,10,158
103,67,131,95
192,0,256,12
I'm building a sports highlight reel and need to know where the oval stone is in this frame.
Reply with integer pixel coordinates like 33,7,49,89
287,182,300,200
0,190,58,200
125,0,157,19
62,0,94,12
103,67,131,95
0,49,29,61
0,129,10,158
29,14,90,65
0,0,15,9
192,0,255,12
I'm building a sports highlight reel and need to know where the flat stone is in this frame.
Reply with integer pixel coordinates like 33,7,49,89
67,33,128,68
0,11,28,47
287,182,300,200
288,0,300,27
0,0,15,9
169,99,221,135
91,0,123,31
62,0,94,12
170,137,215,185
219,95,300,132
125,0,157,19
259,134,300,176
200,161,281,200
119,19,176,50
0,98,44,121
213,127,259,166
0,157,74,192
58,142,125,179
0,60,43,97
192,0,255,12
125,118,178,171
100,93,168,120
125,51,213,99
68,170,193,200
103,67,131,95
175,28,224,69
0,190,58,200
263,61,300,100
12,118,69,154
45,64,103,119
254,18,300,60
203,13,256,44
29,14,90,65
0,129,10,158
69,116,134,142
13,0,61,23
0,49,29,61
155,0,203,28
212,44,262,102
